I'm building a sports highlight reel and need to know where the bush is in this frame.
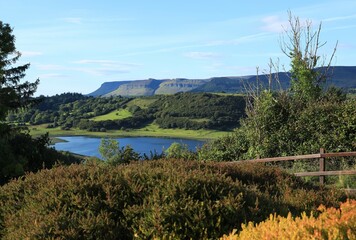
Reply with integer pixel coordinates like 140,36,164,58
222,199,356,239
98,138,140,165
165,142,196,160
0,160,348,239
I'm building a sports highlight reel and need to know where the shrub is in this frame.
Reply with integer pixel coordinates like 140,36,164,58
165,142,195,160
0,160,348,239
98,138,140,165
222,199,356,240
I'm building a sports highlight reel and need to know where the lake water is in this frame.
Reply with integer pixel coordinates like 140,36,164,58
54,136,204,158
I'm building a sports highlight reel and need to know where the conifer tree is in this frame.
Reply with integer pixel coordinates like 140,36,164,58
0,21,39,120
0,21,41,182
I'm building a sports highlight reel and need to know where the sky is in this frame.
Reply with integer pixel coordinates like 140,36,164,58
1,1,356,96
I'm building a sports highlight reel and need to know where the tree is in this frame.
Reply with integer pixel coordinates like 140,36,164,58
99,138,139,165
0,21,81,183
241,12,344,158
281,12,337,103
0,21,39,120
165,142,189,159
198,13,355,162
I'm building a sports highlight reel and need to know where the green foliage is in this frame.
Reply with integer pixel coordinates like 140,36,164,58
198,129,249,161
9,93,130,126
8,92,246,131
199,14,356,163
0,126,82,184
0,160,347,239
0,21,81,184
164,142,195,159
91,109,132,121
0,21,39,120
99,138,139,165
152,92,246,130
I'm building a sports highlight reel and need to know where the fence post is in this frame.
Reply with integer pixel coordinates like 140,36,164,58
319,148,325,185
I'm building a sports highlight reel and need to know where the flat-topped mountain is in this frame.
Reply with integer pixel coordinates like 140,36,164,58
104,79,162,97
87,66,356,97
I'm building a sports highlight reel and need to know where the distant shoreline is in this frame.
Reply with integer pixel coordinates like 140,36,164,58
30,124,229,141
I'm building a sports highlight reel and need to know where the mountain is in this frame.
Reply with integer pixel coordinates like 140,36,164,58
103,79,162,97
324,66,356,89
87,66,356,97
192,73,292,93
88,81,131,97
155,78,209,94
88,78,209,96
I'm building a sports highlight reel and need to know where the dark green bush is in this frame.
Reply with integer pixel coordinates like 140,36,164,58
0,160,347,239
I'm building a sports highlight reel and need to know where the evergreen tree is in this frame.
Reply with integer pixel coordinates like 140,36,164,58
0,21,39,120
0,21,80,184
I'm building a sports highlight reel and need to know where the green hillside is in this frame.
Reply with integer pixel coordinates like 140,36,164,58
8,92,246,137
91,109,132,121
151,92,246,130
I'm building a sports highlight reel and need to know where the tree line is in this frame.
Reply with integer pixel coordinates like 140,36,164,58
8,92,246,131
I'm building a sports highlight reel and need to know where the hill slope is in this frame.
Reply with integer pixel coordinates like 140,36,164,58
104,79,162,97
88,81,131,97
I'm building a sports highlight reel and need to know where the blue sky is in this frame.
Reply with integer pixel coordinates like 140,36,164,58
1,1,356,96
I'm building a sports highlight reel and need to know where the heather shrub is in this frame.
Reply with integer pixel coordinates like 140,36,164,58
222,199,356,240
0,160,348,239
0,164,135,239
212,162,347,216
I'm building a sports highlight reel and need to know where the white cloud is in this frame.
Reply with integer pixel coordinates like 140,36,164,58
39,73,68,79
338,42,356,50
79,68,130,76
74,59,140,76
21,51,43,57
323,14,356,22
184,52,221,60
226,65,257,75
63,17,83,24
327,24,356,31
207,32,272,47
75,59,139,67
261,16,288,33
36,64,66,71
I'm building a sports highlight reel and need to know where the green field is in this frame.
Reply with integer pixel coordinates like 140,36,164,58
190,118,210,123
91,109,132,121
29,123,229,140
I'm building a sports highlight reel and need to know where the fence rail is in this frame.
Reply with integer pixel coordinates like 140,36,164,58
234,148,356,185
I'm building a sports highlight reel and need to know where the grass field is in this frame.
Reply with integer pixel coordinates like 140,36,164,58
190,118,210,123
29,123,229,140
91,109,132,121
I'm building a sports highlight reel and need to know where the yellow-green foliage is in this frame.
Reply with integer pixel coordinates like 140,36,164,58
91,109,132,121
222,200,356,240
0,160,347,239
126,96,158,109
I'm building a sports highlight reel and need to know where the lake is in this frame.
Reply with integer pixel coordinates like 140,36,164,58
54,136,204,158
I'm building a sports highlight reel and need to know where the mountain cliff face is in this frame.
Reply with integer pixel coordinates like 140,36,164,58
87,66,356,97
88,81,131,97
103,79,162,97
155,79,209,94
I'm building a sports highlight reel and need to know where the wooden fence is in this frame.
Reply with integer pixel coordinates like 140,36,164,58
234,148,356,185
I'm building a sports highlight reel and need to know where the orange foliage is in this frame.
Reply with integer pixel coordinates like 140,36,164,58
221,199,356,240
